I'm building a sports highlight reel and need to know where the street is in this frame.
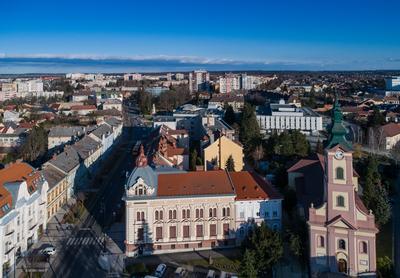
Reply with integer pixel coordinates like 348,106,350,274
43,123,146,278
19,106,147,278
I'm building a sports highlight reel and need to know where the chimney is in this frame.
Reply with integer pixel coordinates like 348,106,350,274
195,165,204,171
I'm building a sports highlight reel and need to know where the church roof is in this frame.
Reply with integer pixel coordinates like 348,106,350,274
325,96,353,151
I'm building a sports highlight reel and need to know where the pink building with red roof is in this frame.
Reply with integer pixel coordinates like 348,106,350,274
288,99,377,276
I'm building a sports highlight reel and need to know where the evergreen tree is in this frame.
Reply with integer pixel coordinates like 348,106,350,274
279,132,294,157
368,108,385,127
239,103,261,151
289,232,302,258
243,222,283,276
291,130,309,157
189,149,198,171
225,155,235,171
362,156,380,209
239,249,258,278
316,140,324,154
223,105,236,125
373,185,391,226
362,156,391,226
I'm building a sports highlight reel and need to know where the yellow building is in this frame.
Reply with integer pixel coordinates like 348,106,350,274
203,135,243,172
42,165,68,219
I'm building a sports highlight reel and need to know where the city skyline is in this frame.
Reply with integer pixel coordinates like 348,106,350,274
1,0,400,73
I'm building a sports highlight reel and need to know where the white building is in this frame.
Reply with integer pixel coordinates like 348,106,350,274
16,79,44,93
48,126,86,149
175,73,184,81
124,73,142,81
256,100,323,134
0,163,48,277
218,74,241,94
385,76,400,96
189,70,210,92
241,74,261,90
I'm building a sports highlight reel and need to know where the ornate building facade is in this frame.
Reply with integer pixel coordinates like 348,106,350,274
124,147,282,257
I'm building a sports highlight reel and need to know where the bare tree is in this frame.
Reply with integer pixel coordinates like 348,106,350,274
391,141,400,165
367,127,385,153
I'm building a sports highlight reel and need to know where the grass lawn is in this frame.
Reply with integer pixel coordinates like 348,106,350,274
186,256,241,273
376,220,393,259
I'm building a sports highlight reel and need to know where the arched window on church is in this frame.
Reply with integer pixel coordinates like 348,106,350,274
360,241,368,253
336,195,345,207
318,235,325,248
336,167,344,180
338,239,346,250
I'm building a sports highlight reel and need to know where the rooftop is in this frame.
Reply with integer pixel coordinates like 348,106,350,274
0,162,40,217
157,170,235,197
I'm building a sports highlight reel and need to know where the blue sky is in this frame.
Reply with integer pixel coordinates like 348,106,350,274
1,0,400,73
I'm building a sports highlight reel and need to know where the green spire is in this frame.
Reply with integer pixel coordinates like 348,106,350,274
325,93,352,150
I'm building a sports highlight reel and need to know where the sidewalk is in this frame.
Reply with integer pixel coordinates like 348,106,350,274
11,201,75,278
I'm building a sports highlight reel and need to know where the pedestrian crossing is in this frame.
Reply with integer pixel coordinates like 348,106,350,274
66,237,104,246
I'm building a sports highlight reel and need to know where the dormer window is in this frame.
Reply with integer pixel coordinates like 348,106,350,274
135,184,147,196
336,167,344,180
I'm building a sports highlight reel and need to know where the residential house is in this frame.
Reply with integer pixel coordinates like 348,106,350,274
208,94,244,112
89,124,114,156
104,117,123,141
146,125,189,170
70,105,97,116
42,165,68,219
0,162,48,277
203,135,244,172
380,122,400,150
71,136,102,176
48,126,86,149
45,147,81,198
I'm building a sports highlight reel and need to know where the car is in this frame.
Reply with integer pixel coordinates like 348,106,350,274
41,246,56,256
154,263,167,277
174,267,187,277
206,270,216,278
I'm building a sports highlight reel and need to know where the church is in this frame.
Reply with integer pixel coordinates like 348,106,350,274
288,99,378,276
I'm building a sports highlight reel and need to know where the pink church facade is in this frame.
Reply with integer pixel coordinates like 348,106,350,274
288,99,378,276
308,145,377,276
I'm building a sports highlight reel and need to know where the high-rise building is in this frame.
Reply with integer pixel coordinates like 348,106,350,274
241,74,260,90
218,74,240,94
189,70,210,92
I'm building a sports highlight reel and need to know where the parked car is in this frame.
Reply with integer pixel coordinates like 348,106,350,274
41,246,56,256
206,270,216,278
174,267,187,277
154,264,167,277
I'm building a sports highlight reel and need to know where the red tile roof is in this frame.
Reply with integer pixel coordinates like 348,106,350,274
230,171,282,200
157,170,234,197
71,105,97,111
381,123,400,138
0,162,39,217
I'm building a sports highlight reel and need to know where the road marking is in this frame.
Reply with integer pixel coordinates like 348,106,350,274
66,238,74,245
82,238,89,245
